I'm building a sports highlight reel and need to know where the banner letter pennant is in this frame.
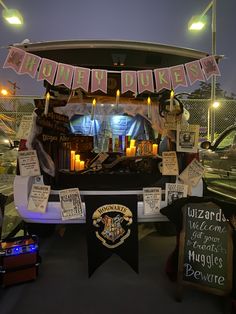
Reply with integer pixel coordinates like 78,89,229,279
137,70,154,94
54,63,74,89
121,71,137,95
91,69,107,93
19,53,41,78
154,68,171,92
200,56,221,80
170,64,188,89
72,67,90,92
3,47,25,73
37,58,58,85
185,60,205,85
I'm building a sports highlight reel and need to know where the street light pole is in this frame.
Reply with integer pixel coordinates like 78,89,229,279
188,0,217,142
210,0,216,142
0,0,23,25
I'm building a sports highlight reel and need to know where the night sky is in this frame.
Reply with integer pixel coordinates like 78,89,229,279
0,0,235,96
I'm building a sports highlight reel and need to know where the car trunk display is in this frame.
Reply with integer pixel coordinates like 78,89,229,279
10,40,210,224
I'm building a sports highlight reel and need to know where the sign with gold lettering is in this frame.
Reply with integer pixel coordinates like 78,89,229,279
84,194,138,277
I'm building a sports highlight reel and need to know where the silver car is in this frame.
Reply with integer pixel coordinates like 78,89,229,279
200,124,236,201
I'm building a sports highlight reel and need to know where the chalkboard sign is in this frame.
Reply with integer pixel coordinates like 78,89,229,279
178,201,233,298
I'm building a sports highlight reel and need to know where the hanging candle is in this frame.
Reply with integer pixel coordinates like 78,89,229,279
116,89,120,110
91,98,96,120
170,90,174,112
147,96,151,119
44,92,50,116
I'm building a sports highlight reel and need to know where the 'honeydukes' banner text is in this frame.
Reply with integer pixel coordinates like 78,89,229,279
3,47,221,94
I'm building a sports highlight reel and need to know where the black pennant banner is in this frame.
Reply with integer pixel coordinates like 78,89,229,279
84,194,138,277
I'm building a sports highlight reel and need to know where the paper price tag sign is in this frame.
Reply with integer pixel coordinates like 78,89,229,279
162,151,179,176
18,150,41,177
177,123,199,153
16,115,33,140
179,158,205,187
59,188,84,220
143,187,162,215
28,184,50,213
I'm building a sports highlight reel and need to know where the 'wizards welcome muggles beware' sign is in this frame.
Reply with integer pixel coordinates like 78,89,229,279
84,194,138,277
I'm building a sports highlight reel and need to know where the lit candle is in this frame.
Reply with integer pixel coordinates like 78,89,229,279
152,144,158,155
44,92,50,116
126,147,131,157
91,98,96,120
116,89,120,109
130,146,136,156
75,154,80,171
70,150,75,171
170,90,174,112
79,160,85,171
130,139,136,147
147,96,151,118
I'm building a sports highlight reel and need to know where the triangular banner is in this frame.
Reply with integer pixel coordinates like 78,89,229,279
185,60,206,85
2,47,221,93
3,47,25,73
200,55,221,80
84,194,138,277
91,69,107,93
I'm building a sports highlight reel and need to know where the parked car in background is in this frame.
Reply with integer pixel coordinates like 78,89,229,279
200,124,236,201
0,131,18,174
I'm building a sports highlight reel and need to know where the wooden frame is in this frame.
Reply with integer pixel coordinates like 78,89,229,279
177,201,233,301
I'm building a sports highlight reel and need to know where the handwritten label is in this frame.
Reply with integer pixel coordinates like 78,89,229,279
18,150,41,177
16,114,33,140
143,187,161,215
178,202,233,295
59,188,84,220
28,184,50,213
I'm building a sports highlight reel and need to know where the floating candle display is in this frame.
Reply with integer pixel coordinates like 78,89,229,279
75,154,80,171
70,150,75,171
44,92,50,116
79,160,85,171
130,139,136,147
126,147,131,157
152,144,158,155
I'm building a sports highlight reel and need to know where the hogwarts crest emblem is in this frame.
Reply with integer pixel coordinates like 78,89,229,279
92,204,133,248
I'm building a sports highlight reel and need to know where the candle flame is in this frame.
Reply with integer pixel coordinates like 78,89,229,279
46,92,50,101
92,98,96,106
147,97,151,105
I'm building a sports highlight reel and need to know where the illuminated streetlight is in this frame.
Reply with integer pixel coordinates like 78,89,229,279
1,88,9,96
188,0,217,142
0,0,23,25
212,101,220,109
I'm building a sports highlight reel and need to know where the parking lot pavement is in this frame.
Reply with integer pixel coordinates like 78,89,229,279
0,225,226,314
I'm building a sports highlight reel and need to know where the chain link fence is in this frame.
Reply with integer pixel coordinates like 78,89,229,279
0,96,235,142
182,99,236,141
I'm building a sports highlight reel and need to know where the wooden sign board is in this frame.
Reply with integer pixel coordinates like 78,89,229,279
177,201,233,299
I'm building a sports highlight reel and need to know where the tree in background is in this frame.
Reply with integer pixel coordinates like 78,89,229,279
187,82,236,99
